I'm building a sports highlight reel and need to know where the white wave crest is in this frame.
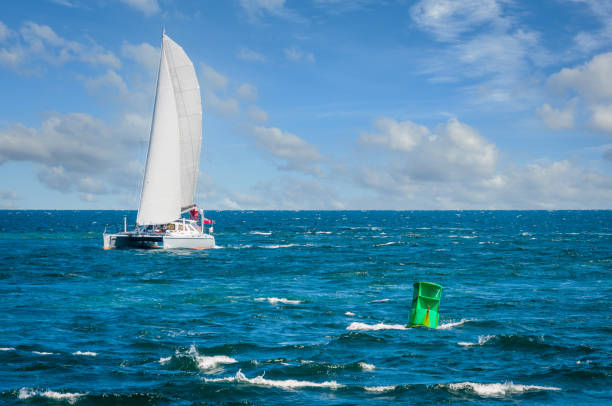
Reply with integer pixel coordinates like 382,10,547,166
374,241,397,247
72,351,97,356
250,231,272,235
345,311,356,316
196,355,238,371
370,298,390,303
254,297,302,305
364,385,396,392
159,356,172,364
347,322,407,331
315,231,332,234
437,319,472,330
224,244,252,249
187,345,237,372
447,382,561,397
203,369,343,390
0,347,15,351
261,244,297,249
32,351,54,355
359,362,376,371
19,388,85,404
458,335,495,347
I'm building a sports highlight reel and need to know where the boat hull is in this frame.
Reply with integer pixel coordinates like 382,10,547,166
163,234,215,249
103,232,162,249
103,232,215,250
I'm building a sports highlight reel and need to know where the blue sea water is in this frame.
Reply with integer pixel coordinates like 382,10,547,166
0,210,610,405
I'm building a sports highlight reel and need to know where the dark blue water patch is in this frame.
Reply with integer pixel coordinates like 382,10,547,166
0,210,610,404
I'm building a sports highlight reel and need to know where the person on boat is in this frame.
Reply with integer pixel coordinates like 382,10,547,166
189,206,199,221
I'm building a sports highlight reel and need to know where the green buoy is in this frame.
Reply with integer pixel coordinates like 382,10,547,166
409,282,443,328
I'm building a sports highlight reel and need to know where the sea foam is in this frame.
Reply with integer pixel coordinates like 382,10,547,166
160,345,237,372
189,345,237,372
369,298,390,303
347,322,407,331
458,335,495,347
19,388,85,404
364,385,396,392
437,319,472,330
446,382,561,397
254,297,302,305
73,351,97,356
359,362,376,371
203,369,342,390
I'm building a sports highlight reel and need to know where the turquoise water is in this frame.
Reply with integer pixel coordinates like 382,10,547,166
0,210,610,404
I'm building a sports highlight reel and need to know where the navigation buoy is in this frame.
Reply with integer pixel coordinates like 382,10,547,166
409,282,443,328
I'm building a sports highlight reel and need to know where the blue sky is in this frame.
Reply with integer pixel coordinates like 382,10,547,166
1,0,611,209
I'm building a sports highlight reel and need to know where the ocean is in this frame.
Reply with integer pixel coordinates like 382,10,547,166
0,210,610,404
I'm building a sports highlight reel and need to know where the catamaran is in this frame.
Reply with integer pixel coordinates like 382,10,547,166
103,32,215,250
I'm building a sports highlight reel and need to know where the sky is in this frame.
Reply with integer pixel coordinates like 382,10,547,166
1,0,612,210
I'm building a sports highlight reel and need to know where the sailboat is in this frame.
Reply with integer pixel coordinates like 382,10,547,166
103,32,215,250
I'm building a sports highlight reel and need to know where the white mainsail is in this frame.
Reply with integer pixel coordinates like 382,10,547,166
163,34,202,212
137,33,202,225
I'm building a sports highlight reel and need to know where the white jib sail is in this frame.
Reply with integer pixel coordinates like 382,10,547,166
163,34,202,212
137,40,182,225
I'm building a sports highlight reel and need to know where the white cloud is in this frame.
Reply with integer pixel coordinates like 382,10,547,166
119,0,160,17
239,0,300,23
251,177,345,209
548,52,612,102
359,118,429,152
0,189,21,208
84,69,129,96
252,126,324,176
0,21,13,42
247,105,269,123
121,41,159,74
0,189,20,200
284,46,315,63
313,0,376,14
359,117,497,181
589,104,612,133
568,0,612,55
237,47,266,62
204,90,240,117
50,0,79,7
237,83,258,101
0,21,120,71
536,103,574,130
198,173,345,210
353,116,612,208
199,63,228,90
410,0,505,42
495,160,612,209
411,1,547,105
0,113,144,201
0,47,24,69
